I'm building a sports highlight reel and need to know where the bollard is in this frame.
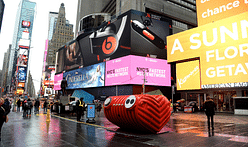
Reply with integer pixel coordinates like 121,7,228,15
46,109,51,133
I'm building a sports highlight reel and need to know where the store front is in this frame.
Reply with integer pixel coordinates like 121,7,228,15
212,91,236,112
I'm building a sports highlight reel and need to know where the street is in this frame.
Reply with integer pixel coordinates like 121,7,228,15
1,110,248,147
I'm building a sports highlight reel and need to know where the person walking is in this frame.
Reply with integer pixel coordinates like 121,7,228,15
27,98,33,117
203,96,216,137
76,98,85,122
43,100,48,113
22,100,28,117
34,98,40,114
0,98,10,141
17,99,21,112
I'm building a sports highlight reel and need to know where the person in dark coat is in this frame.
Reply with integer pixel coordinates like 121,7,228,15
34,99,40,114
27,98,33,116
22,100,28,117
17,99,21,112
0,98,11,141
76,98,85,121
43,100,48,113
203,97,216,137
61,77,68,96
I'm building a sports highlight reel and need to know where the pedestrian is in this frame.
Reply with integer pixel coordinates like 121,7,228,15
23,100,28,117
43,100,47,113
34,98,40,114
95,100,102,117
17,99,21,112
76,98,85,121
27,98,33,116
61,77,68,96
0,98,10,141
203,96,216,137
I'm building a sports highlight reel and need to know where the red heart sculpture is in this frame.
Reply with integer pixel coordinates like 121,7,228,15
104,94,171,133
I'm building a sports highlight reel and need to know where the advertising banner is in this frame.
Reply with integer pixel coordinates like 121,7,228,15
17,55,28,67
176,60,201,90
17,82,25,88
167,12,248,88
22,20,31,28
18,67,27,82
64,62,105,89
18,39,30,49
105,55,171,86
56,40,83,73
54,73,63,90
196,0,248,26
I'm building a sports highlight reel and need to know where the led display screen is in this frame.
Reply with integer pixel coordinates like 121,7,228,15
196,0,248,26
18,67,27,82
54,73,63,90
105,55,171,86
64,62,105,89
176,60,201,90
167,12,248,89
22,20,31,28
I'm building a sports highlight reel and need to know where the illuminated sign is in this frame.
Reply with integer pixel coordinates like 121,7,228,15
196,0,248,26
167,12,248,88
18,67,27,82
44,80,54,86
105,55,171,86
18,82,25,87
18,39,30,49
64,62,105,89
54,73,63,90
17,89,24,94
22,20,31,28
176,60,200,90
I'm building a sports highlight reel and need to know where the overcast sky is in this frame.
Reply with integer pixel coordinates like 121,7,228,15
0,0,78,94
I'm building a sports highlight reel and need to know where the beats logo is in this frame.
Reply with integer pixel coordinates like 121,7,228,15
102,36,117,55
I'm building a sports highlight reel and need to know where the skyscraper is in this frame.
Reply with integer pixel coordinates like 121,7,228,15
6,0,36,95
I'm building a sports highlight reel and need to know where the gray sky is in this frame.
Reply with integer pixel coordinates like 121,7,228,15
0,0,78,93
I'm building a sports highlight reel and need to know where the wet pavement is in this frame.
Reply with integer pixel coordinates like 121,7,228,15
1,109,248,147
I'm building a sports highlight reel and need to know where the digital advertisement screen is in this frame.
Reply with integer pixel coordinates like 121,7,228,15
18,67,27,82
105,55,171,86
54,73,63,90
18,39,30,49
64,62,105,89
17,82,25,88
17,55,28,67
22,20,31,28
196,0,248,26
75,10,172,68
19,48,28,55
176,60,201,90
167,11,248,89
56,40,83,73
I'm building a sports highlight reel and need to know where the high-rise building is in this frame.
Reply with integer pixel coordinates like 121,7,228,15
6,0,36,95
46,3,74,66
0,45,11,96
41,3,74,97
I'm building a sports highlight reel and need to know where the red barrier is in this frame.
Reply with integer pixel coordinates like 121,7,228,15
104,94,171,133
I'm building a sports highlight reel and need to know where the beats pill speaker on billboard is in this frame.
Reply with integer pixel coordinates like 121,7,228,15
104,94,171,133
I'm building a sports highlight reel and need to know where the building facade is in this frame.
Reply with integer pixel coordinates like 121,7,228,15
0,45,11,96
6,0,36,96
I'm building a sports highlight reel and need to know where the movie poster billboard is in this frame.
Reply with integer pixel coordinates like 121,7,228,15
105,55,171,86
54,73,63,90
18,67,27,82
64,62,105,89
17,54,28,67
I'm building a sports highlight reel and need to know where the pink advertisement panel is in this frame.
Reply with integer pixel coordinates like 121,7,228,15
105,55,171,86
54,73,63,90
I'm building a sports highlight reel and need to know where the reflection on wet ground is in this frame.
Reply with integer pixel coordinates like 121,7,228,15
1,111,248,147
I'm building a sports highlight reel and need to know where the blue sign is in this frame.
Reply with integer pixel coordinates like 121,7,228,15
64,62,105,89
87,104,95,118
18,67,27,82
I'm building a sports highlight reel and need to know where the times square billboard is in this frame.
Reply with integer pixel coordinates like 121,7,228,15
56,9,172,74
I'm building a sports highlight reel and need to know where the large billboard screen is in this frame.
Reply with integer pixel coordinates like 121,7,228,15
22,20,31,28
75,10,171,68
18,67,27,82
196,0,248,26
56,40,83,73
17,54,28,67
54,73,63,90
64,62,105,89
105,55,171,86
167,12,248,89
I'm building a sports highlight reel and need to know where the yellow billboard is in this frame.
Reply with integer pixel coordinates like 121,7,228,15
176,60,201,90
196,0,248,26
167,12,248,88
